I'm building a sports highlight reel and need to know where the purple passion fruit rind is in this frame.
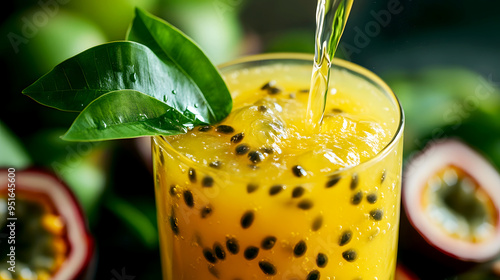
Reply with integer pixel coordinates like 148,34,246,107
0,168,94,280
400,140,500,277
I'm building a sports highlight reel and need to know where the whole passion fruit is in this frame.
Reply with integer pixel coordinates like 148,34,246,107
0,168,94,280
400,140,500,277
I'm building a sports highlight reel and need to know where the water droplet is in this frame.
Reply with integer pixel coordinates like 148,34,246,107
171,90,177,95
138,113,148,121
194,103,199,108
130,73,137,82
163,96,168,102
98,120,108,130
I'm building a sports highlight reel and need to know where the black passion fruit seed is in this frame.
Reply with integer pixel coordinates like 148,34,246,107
203,248,218,264
332,108,343,113
367,193,377,204
261,80,276,90
183,190,194,208
269,87,282,94
231,132,245,143
226,238,240,254
342,249,357,262
350,173,359,190
294,240,307,257
259,261,277,275
292,186,305,198
260,147,274,154
351,191,363,205
261,236,277,250
339,230,352,246
297,199,314,210
370,209,383,221
292,165,307,177
307,270,320,280
170,215,179,235
188,168,196,183
241,210,255,229
326,175,341,188
198,125,211,132
214,242,226,260
202,176,214,187
248,150,265,163
209,161,222,169
169,185,178,196
316,253,328,268
235,144,251,155
312,215,323,231
247,183,259,193
244,246,259,260
258,105,268,112
201,205,213,218
261,80,282,94
269,185,284,196
215,125,235,134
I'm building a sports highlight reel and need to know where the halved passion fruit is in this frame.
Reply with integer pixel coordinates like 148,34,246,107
401,140,500,275
0,169,94,280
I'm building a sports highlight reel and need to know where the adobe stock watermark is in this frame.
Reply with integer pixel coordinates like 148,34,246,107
442,74,499,130
338,0,404,60
7,0,70,54
111,267,135,280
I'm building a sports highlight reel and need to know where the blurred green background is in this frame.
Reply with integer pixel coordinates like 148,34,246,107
1,0,500,279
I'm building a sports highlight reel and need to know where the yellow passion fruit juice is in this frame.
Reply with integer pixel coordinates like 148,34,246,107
152,54,403,280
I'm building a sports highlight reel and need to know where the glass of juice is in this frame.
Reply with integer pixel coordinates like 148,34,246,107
152,53,404,280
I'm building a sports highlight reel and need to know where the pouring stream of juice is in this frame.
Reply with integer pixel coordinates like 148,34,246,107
306,0,353,133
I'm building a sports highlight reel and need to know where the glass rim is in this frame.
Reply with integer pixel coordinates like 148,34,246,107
153,52,404,177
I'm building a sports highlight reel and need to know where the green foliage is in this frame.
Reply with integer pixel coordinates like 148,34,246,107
62,90,194,141
383,67,500,162
127,8,233,124
105,195,158,249
22,8,232,141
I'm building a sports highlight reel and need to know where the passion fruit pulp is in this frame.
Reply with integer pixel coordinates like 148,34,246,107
0,169,94,280
400,140,500,277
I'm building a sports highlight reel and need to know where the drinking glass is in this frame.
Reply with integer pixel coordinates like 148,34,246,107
152,53,404,280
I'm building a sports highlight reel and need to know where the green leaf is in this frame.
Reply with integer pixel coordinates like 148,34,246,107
22,9,234,141
62,90,194,141
127,8,232,124
23,41,219,124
